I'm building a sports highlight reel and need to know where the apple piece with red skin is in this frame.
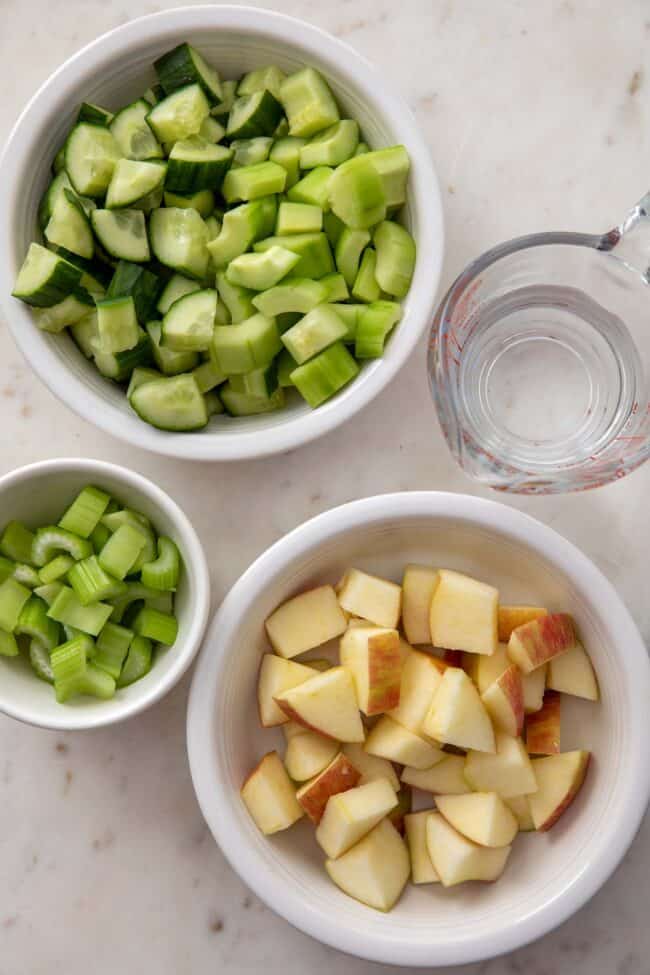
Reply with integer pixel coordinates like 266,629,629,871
340,624,401,715
275,666,365,742
296,752,361,824
464,643,509,694
504,795,535,831
526,690,561,755
498,605,548,642
528,750,590,831
241,751,304,835
507,612,577,674
481,664,524,737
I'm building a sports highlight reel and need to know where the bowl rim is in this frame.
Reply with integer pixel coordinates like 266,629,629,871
0,457,211,731
186,490,650,966
0,4,444,461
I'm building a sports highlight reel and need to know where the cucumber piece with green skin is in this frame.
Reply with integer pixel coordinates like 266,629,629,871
93,330,152,381
157,273,201,315
211,314,281,375
192,358,226,393
222,160,286,203
163,188,215,218
65,123,122,198
228,360,279,398
226,90,284,140
328,303,363,342
373,220,416,298
210,79,237,119
215,271,256,324
225,245,300,291
149,207,209,280
276,201,322,235
143,84,165,106
146,84,210,143
279,68,340,138
364,146,410,208
334,227,370,287
130,374,208,431
166,137,233,193
106,159,166,209
290,341,359,407
91,209,150,263
12,243,83,307
33,288,95,333
253,232,334,279
252,278,328,317
53,146,66,174
328,155,387,229
220,384,284,416
299,120,359,169
269,136,306,189
38,170,73,231
162,288,217,351
352,248,381,303
237,65,286,100
281,305,348,364
127,367,163,399
200,115,226,143
110,99,164,161
355,300,401,358
48,247,114,288
207,197,277,267
287,166,333,209
77,103,113,126
277,348,298,386
70,311,99,358
146,321,199,376
45,190,94,260
231,137,273,168
320,272,349,302
106,262,161,324
155,43,223,104
96,296,140,355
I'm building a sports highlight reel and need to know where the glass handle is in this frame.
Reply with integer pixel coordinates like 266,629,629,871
598,191,650,282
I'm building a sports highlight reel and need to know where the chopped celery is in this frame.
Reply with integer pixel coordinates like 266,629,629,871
0,628,19,657
140,537,181,591
90,523,111,554
101,510,156,571
110,583,173,623
47,586,113,636
68,556,128,605
117,635,152,687
0,521,36,564
58,485,111,538
0,557,14,584
12,563,41,588
39,554,75,584
51,635,92,702
34,582,65,607
32,526,93,567
132,607,178,645
94,622,133,679
98,524,147,581
29,639,54,682
16,596,60,650
0,577,32,631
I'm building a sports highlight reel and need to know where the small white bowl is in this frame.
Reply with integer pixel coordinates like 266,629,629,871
0,458,210,731
0,6,444,461
187,492,650,967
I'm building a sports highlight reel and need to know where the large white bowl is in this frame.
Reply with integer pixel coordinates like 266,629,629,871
187,492,650,967
0,6,443,461
0,458,210,730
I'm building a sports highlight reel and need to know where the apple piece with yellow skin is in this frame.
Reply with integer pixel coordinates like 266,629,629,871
316,778,398,859
522,665,547,714
365,715,445,770
265,584,347,659
343,742,400,791
507,612,577,674
340,624,401,715
464,732,538,797
464,643,509,694
429,569,499,655
405,810,439,883
526,690,561,755
387,647,444,736
481,664,524,737
325,817,410,912
257,654,319,727
426,812,511,887
436,792,518,848
402,564,439,644
275,666,365,742
528,750,590,831
423,667,496,753
336,568,402,629
547,642,599,701
498,605,548,642
284,731,340,781
504,795,535,831
241,751,304,835
296,752,361,824
401,755,471,795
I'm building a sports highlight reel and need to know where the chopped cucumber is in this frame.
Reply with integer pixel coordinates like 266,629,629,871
328,155,387,229
238,65,286,100
96,296,140,355
211,313,281,374
163,188,215,217
149,207,209,279
155,43,223,104
71,312,100,358
220,384,284,416
65,123,122,197
147,321,199,376
287,166,333,209
78,103,113,126
355,300,401,358
281,305,348,364
323,210,345,248
364,146,410,207
226,90,284,139
279,68,340,138
215,271,256,324
110,99,164,160
157,273,200,315
106,261,161,324
207,197,276,266
225,245,300,291
299,120,358,169
93,330,152,381
162,288,217,351
211,79,237,118
373,220,416,297
146,84,210,143
192,358,226,393
33,288,95,333
252,278,328,317
166,137,233,193
130,374,208,430
335,228,370,286
106,159,166,208
12,244,82,307
290,341,359,407
276,201,322,235
231,137,273,168
277,348,298,386
269,136,306,189
253,232,334,279
229,360,279,399
222,160,287,203
200,115,226,143
320,272,349,302
91,209,150,262
127,367,163,400
352,248,381,303
45,190,94,260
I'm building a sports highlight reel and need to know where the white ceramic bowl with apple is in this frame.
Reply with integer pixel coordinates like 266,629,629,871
187,492,650,967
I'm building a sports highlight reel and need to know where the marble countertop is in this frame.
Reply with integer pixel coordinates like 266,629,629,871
1,1,649,973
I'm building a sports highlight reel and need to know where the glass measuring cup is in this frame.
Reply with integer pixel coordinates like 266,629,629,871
428,194,650,493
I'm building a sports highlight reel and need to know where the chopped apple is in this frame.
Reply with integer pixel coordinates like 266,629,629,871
464,732,537,797
426,812,511,887
402,564,440,644
507,612,577,674
481,665,524,737
325,817,410,912
387,787,411,835
241,751,304,835
429,569,498,655
301,658,332,672
522,665,546,714
465,643,509,694
336,568,402,629
283,719,310,741
284,731,340,781
340,625,401,715
504,795,535,831
365,715,444,770
387,648,444,735
404,810,439,883
528,750,590,831
275,666,365,742
296,752,361,823
257,654,319,727
265,584,348,659
343,743,399,791
422,667,495,753
436,792,518,848
498,605,548,642
401,755,470,795
316,778,398,858
526,690,560,755
547,642,599,701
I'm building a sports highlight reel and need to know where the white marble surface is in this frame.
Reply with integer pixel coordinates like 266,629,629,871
1,1,649,972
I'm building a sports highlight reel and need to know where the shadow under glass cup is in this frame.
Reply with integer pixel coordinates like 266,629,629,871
429,195,650,493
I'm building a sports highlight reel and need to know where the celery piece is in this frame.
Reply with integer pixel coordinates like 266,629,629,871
0,557,14,584
0,628,19,657
12,564,41,588
98,523,147,580
32,527,93,567
132,607,178,645
16,596,60,651
140,537,181,591
29,639,54,682
0,521,36,565
58,485,111,538
47,586,113,636
68,555,128,605
117,635,152,687
51,635,92,702
34,582,65,607
101,510,155,572
39,554,75,585
110,583,173,623
83,663,116,700
94,622,133,679
0,577,31,631
90,523,111,554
